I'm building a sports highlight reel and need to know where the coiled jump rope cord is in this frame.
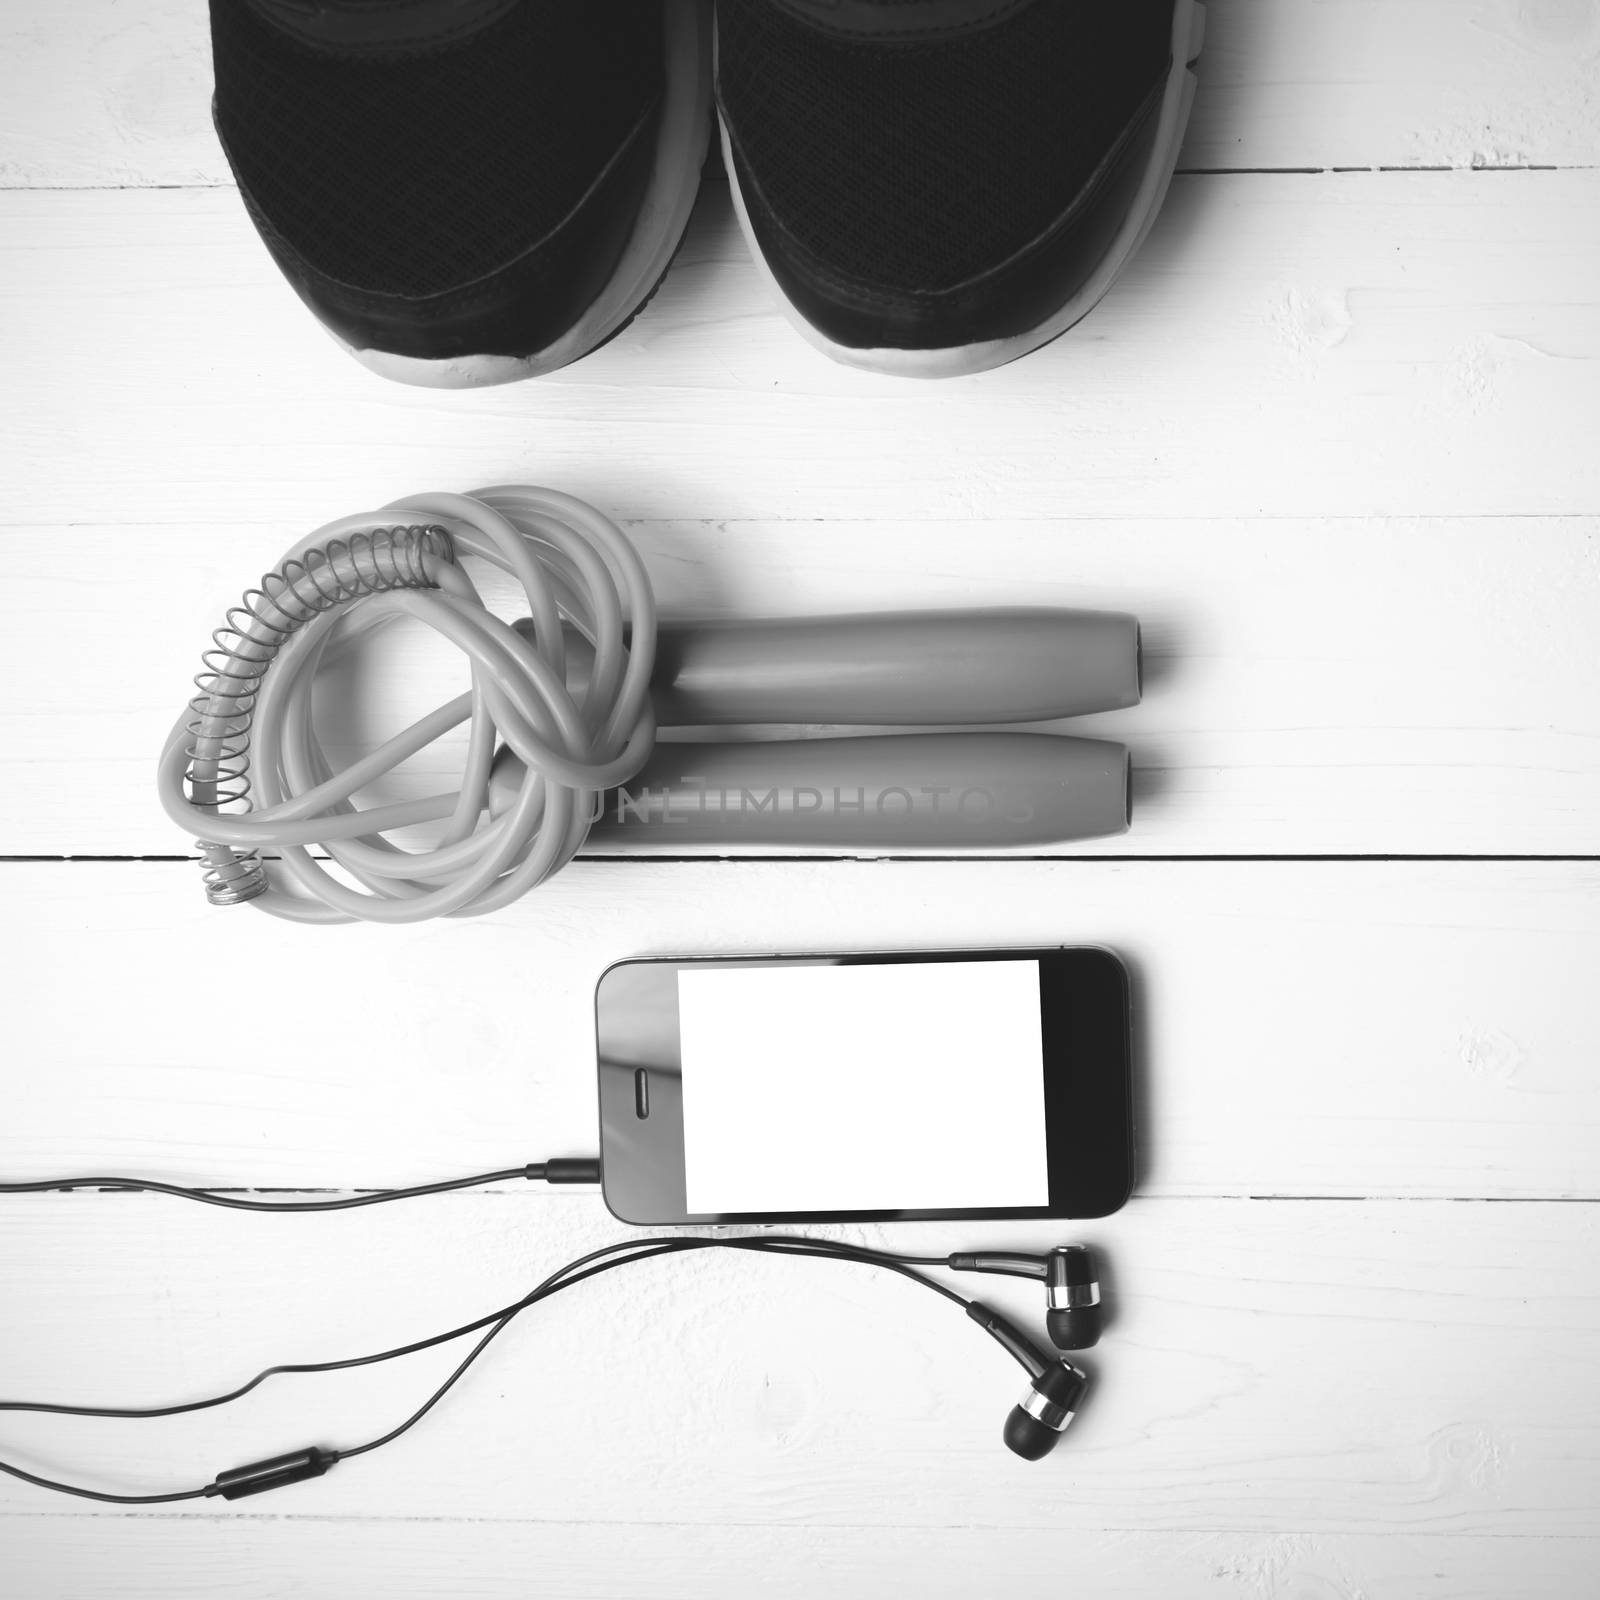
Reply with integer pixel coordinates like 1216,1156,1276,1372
156,487,658,924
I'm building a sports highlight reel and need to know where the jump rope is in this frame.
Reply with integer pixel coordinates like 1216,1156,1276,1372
155,485,1140,921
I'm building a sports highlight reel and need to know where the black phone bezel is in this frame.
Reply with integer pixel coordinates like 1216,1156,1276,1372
593,947,1134,1226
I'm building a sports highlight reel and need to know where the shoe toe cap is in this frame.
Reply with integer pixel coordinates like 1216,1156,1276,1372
724,75,1167,360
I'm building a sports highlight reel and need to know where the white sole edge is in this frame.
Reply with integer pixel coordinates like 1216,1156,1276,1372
348,0,714,389
720,0,1206,379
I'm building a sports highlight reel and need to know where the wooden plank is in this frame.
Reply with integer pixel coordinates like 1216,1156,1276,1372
4,514,1598,856
1,1518,1593,1600
1190,0,1600,172
3,7,1593,1593
0,0,218,190
0,860,1594,1199
4,176,1597,531
3,1,1598,189
0,1195,1595,1535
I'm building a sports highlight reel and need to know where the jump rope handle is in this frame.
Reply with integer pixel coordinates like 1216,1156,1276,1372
582,732,1130,847
509,609,1140,847
565,608,1142,726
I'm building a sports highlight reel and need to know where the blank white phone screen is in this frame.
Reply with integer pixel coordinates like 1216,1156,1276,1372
677,960,1050,1214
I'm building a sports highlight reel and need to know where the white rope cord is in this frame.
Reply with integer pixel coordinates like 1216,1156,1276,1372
156,486,657,924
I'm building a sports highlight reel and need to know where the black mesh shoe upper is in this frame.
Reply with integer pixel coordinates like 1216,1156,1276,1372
716,0,1177,350
210,0,667,358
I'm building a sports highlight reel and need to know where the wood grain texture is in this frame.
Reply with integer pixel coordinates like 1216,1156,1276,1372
1,1195,1596,1536
4,514,1598,856
3,0,1597,1590
1,860,1594,1199
3,0,1598,188
4,1520,1594,1600
4,173,1599,529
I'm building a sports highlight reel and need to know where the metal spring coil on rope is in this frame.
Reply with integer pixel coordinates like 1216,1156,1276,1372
157,488,658,925
184,526,452,906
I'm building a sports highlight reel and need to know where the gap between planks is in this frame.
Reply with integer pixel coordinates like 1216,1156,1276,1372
4,163,1596,196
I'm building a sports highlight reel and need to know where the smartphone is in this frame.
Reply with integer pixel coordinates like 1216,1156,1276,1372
593,947,1133,1225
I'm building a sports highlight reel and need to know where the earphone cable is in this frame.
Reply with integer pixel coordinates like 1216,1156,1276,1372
0,1236,689,1423
0,1458,214,1507
336,1237,970,1461
0,1236,973,1501
0,1160,599,1213
0,1236,962,1424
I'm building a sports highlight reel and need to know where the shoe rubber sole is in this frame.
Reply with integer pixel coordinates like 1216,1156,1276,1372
719,0,1205,379
348,0,714,389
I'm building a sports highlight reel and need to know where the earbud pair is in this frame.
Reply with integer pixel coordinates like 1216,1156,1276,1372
945,1243,1104,1460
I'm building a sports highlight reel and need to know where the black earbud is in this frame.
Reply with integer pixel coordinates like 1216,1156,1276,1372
1043,1245,1102,1351
945,1243,1103,1350
966,1302,1088,1460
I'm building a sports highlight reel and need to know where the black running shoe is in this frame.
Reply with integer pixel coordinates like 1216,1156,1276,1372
714,0,1204,377
210,0,713,387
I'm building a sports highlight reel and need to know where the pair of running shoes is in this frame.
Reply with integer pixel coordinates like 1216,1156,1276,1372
211,0,1204,386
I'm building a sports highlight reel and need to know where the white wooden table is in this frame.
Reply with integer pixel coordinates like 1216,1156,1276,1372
4,2,1599,1594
